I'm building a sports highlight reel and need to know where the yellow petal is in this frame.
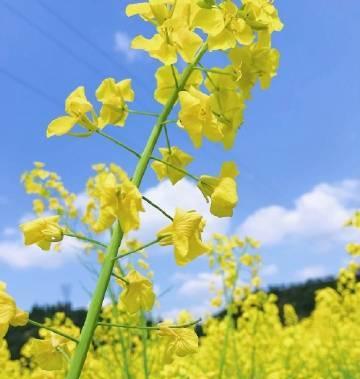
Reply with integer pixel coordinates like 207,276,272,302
10,308,29,327
47,116,76,138
192,7,224,36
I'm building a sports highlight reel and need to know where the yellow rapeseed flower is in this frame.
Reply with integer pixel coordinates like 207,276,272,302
178,87,223,148
0,282,28,340
157,209,209,265
95,78,135,128
31,336,70,371
47,87,94,137
158,326,198,363
229,43,280,98
154,65,202,105
151,146,193,185
201,0,254,51
20,216,63,251
119,270,156,314
210,91,245,149
198,162,239,217
128,1,203,64
126,1,173,25
86,167,144,234
346,243,360,257
241,0,283,33
32,199,46,215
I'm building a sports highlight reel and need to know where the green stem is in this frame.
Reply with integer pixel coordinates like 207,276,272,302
198,63,219,91
218,261,241,379
64,232,108,249
161,119,177,125
170,64,179,89
65,42,208,379
141,312,150,379
142,196,173,221
96,130,141,158
150,156,199,182
28,319,79,344
218,315,232,379
128,109,159,117
111,272,130,285
98,318,201,330
131,43,207,190
65,223,124,379
107,284,132,379
113,238,161,261
163,124,172,153
194,66,232,76
67,131,95,138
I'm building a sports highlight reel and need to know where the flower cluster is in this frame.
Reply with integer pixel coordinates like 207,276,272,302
21,162,77,218
83,164,144,234
47,78,135,137
0,282,28,341
9,1,284,378
4,231,360,378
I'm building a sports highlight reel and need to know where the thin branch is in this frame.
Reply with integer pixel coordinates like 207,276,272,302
150,156,199,182
64,232,108,249
96,130,141,158
128,109,160,117
193,66,232,76
170,64,179,89
163,124,172,153
111,272,129,285
161,119,178,125
28,319,79,343
142,196,173,221
113,238,162,261
98,318,201,330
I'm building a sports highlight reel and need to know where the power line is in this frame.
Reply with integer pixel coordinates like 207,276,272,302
0,67,62,108
37,0,154,94
0,0,104,77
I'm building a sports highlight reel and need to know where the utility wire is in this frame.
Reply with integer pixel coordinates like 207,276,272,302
0,67,62,108
37,1,132,77
0,0,104,76
37,0,154,94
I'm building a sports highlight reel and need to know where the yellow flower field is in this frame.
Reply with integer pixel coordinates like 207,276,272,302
2,1,360,378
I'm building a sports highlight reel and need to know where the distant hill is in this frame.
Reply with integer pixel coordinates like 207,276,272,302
5,276,338,359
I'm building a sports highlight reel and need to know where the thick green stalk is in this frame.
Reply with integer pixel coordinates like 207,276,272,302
131,44,208,188
66,223,123,379
65,43,208,379
140,312,150,379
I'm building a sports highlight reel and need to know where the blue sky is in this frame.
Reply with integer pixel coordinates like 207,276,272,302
0,0,360,317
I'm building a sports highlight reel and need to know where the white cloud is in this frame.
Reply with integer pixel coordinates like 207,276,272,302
178,272,221,296
131,179,231,242
295,265,328,281
237,180,360,246
0,235,84,269
261,264,279,277
74,192,88,213
159,271,223,320
162,304,210,321
2,227,17,237
114,32,140,62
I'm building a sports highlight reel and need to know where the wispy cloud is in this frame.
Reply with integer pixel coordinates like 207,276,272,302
237,179,360,247
0,233,84,269
295,265,328,281
114,31,140,62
